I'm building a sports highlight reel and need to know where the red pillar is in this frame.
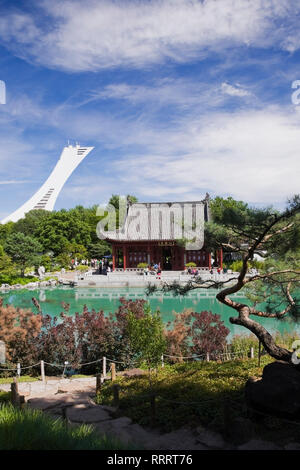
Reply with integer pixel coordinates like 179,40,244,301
218,248,223,269
208,252,211,270
112,245,116,271
123,244,127,270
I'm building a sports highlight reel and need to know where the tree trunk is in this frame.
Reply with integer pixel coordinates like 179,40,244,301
225,303,292,362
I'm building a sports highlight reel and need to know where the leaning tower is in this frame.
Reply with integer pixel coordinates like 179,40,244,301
1,144,94,223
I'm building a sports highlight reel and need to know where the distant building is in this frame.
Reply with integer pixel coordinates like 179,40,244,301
2,144,94,224
104,196,223,271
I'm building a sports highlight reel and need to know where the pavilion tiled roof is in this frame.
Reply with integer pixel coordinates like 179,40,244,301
104,196,209,243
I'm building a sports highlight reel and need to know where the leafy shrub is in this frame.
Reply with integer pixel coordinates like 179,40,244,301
229,259,264,273
191,311,230,357
137,263,148,268
75,265,89,272
229,334,258,356
0,299,42,365
165,310,192,361
126,306,166,374
0,275,39,286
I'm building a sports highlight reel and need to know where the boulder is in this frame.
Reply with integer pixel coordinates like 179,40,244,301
237,439,281,450
245,361,300,420
284,442,300,450
66,405,112,423
196,428,226,449
223,416,255,444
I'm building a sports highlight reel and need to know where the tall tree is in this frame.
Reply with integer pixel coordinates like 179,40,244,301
5,233,43,276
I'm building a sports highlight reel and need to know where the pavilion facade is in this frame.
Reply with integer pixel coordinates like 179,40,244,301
104,196,223,271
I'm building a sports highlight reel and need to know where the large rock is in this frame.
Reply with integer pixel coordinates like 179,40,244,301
196,429,226,449
237,439,281,450
66,405,112,423
245,361,300,420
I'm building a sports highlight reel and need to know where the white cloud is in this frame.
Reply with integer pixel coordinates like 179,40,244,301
0,87,299,211
221,82,251,97
0,0,298,72
110,107,300,205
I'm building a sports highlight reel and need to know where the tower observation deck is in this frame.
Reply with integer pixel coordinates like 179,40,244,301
1,144,94,224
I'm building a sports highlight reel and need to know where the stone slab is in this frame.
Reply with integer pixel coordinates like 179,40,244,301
67,406,112,423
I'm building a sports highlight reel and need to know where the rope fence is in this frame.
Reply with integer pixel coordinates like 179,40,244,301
0,342,267,381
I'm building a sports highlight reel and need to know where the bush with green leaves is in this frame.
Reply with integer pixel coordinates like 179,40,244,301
137,262,148,268
75,265,90,272
185,262,196,268
126,306,166,375
0,275,39,286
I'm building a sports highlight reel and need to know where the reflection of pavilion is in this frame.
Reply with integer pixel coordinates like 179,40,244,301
75,289,240,300
105,197,223,271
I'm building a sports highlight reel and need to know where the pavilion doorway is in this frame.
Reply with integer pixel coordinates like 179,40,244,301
162,247,172,270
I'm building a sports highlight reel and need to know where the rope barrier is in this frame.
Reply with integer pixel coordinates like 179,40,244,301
43,361,65,369
78,358,103,366
18,362,41,370
105,357,138,365
163,353,205,359
0,347,260,374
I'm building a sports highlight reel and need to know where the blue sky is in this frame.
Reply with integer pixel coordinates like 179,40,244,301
0,0,300,220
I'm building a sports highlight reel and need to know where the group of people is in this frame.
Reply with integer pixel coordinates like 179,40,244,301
143,263,162,279
91,258,113,274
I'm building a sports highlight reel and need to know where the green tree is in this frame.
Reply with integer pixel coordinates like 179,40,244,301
35,211,91,255
12,210,52,237
107,194,138,229
0,222,14,246
5,233,43,276
0,245,14,276
88,241,111,259
126,307,166,380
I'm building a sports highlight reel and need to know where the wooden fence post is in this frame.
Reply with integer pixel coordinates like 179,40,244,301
150,393,156,427
96,373,101,394
258,341,262,367
206,352,210,362
103,357,107,379
0,340,6,364
111,363,116,381
11,378,20,407
113,384,119,407
17,363,21,378
40,360,45,383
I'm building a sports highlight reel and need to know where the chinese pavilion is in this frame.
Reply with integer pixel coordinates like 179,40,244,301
104,196,223,271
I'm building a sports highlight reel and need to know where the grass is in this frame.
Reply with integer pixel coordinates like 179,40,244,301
96,356,274,432
70,374,93,379
0,376,39,384
96,356,300,445
0,403,133,450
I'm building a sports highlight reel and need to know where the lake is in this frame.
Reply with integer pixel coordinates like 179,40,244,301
1,286,299,341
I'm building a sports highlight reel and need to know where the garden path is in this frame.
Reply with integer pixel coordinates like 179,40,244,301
0,377,288,450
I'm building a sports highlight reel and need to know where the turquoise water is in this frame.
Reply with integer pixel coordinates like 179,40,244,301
1,286,299,340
